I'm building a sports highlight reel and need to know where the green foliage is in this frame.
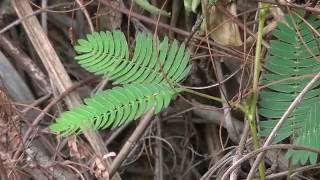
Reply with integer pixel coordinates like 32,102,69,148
184,0,201,13
49,31,190,135
50,83,179,135
74,31,190,85
259,13,320,165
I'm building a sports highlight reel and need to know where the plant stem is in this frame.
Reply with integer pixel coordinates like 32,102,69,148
286,159,292,180
182,87,245,111
182,87,225,103
246,2,269,180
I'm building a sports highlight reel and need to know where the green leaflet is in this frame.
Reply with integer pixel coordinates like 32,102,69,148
74,31,191,85
184,0,201,13
50,83,180,135
134,0,171,17
259,12,320,165
285,102,320,165
50,30,191,135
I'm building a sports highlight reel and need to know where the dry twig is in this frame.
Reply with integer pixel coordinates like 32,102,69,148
110,108,155,178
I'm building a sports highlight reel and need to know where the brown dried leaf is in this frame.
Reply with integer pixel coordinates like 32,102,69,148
201,0,242,46
68,136,81,159
90,152,116,180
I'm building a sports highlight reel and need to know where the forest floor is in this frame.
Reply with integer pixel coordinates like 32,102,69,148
0,0,319,180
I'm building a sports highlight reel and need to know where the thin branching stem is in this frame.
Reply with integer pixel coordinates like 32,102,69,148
182,87,245,111
245,2,270,180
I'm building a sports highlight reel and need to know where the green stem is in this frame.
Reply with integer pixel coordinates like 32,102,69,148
182,87,224,102
286,159,292,180
246,3,270,180
182,87,245,111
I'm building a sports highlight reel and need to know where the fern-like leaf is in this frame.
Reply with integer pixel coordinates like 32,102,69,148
74,31,191,85
50,31,191,135
50,83,179,135
259,13,320,165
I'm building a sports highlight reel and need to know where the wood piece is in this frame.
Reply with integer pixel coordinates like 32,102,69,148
0,51,34,101
10,0,80,107
0,34,52,94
